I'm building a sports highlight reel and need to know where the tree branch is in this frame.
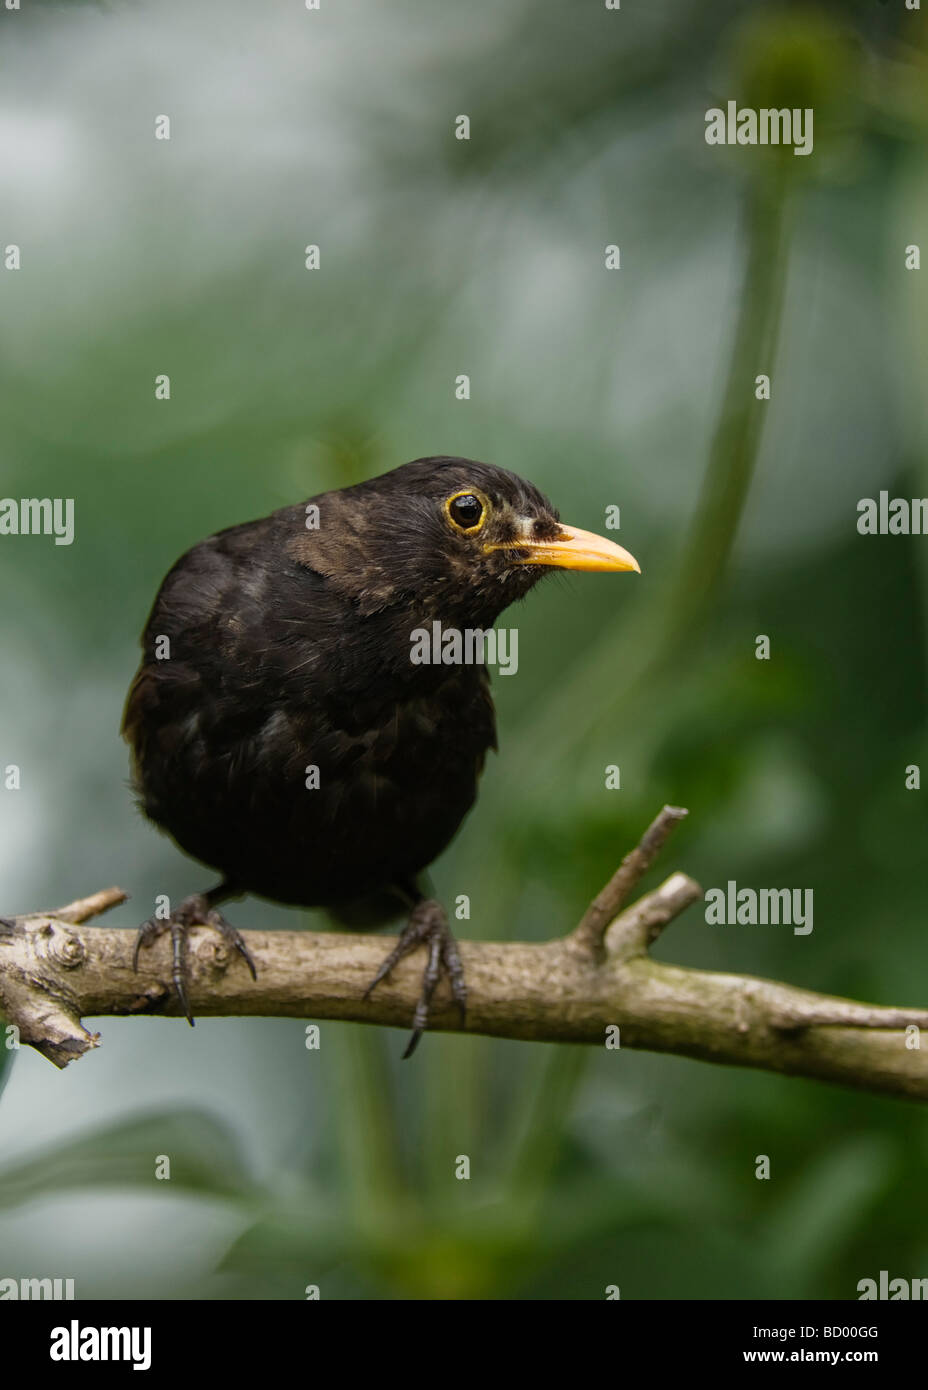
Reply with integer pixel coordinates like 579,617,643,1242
570,803,689,957
2,808,927,1100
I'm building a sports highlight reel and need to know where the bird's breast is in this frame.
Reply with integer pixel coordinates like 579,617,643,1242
129,656,496,908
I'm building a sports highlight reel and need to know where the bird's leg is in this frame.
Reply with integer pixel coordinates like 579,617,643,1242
363,897,467,1058
133,882,256,1026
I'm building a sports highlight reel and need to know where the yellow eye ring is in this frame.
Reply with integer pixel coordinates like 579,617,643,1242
444,488,489,534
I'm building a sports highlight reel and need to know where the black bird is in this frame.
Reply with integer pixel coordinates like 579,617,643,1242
123,456,639,1054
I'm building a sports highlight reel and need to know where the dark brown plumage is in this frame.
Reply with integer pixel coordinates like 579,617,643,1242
123,455,638,1052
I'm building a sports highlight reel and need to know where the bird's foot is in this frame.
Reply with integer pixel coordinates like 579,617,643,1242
133,891,256,1026
364,898,467,1058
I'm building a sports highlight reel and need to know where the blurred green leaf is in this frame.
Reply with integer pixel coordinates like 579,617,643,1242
0,1109,258,1210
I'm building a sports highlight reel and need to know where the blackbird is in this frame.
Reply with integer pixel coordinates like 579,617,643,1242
123,456,639,1054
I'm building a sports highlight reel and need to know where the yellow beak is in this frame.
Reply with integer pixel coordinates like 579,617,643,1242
492,522,640,574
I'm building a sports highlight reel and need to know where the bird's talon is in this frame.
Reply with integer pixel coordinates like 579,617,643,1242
204,909,257,980
401,1029,424,1061
132,887,249,1022
364,899,466,1056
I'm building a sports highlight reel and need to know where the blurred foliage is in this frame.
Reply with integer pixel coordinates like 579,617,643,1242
1,0,927,1300
0,1111,256,1210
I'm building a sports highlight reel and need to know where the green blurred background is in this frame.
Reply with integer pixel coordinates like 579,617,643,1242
1,0,927,1299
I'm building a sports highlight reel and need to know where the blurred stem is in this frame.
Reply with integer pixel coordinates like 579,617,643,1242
328,1025,410,1234
423,855,523,1204
511,168,794,771
659,169,791,657
498,169,794,1207
504,1044,588,1217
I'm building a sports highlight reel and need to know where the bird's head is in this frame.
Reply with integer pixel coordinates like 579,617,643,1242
291,455,639,627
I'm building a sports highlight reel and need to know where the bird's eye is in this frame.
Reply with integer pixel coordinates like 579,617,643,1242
447,492,485,531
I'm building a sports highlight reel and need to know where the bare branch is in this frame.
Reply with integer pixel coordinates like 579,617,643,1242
570,804,688,957
50,887,129,925
1,810,927,1101
604,870,704,957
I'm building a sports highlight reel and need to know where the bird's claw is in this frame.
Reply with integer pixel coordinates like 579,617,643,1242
133,892,256,1026
364,899,467,1058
